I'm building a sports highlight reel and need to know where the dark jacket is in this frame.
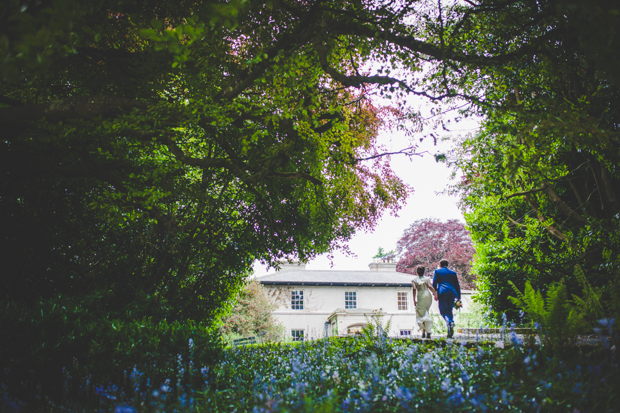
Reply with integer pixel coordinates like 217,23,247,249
432,267,461,300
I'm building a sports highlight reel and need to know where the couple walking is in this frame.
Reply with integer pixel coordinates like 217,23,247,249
411,260,461,339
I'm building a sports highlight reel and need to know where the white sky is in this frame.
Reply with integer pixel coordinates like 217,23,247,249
253,111,480,276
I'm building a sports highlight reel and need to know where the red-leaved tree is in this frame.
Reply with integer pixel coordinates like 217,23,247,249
396,219,477,289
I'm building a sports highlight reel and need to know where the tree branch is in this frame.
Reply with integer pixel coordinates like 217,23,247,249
355,148,429,162
506,214,528,227
271,171,323,185
525,194,573,246
329,18,557,67
0,95,148,126
0,96,25,106
504,186,544,200
314,39,401,88
543,182,587,226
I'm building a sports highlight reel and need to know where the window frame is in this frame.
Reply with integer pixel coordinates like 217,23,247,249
397,291,409,311
344,291,357,309
291,290,304,310
291,329,305,342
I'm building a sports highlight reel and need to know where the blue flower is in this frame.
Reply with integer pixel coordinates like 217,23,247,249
447,390,465,406
114,405,136,413
441,378,451,391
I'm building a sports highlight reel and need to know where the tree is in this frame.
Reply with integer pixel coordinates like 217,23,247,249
373,247,396,261
396,219,476,289
443,0,620,318
1,0,415,318
1,0,413,398
221,280,284,342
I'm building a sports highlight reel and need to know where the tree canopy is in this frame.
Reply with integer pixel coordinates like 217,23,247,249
396,219,476,289
445,0,620,317
1,0,419,323
6,0,605,322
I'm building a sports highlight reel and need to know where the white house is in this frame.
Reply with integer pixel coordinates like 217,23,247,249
257,260,474,341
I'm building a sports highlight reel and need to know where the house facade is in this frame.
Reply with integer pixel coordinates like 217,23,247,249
257,260,473,341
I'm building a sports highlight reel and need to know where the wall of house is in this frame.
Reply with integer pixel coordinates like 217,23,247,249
264,284,418,338
263,283,476,340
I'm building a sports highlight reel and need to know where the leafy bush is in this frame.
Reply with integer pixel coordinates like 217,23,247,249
453,300,500,329
220,280,284,343
0,297,223,409
508,265,605,350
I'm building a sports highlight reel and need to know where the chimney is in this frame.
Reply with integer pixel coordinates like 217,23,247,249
276,260,306,271
368,258,397,272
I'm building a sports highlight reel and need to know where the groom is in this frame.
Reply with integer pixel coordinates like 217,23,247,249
432,260,461,339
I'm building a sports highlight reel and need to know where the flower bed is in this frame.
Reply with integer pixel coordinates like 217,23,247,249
4,335,617,412
199,336,618,412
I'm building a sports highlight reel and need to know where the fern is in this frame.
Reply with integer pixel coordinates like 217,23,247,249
508,266,611,350
572,265,604,322
508,280,546,326
508,280,580,349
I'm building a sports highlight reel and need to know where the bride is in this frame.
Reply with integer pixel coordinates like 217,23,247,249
412,266,438,338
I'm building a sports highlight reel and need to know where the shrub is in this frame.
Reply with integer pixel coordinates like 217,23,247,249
508,265,605,350
220,280,284,343
0,297,223,409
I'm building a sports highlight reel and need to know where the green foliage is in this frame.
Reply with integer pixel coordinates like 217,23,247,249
372,247,395,260
4,333,620,410
508,280,582,350
361,313,392,341
3,0,620,405
1,0,411,401
453,300,499,330
443,0,620,319
198,337,618,412
431,313,448,335
220,280,284,343
572,265,605,324
0,295,222,404
508,266,604,350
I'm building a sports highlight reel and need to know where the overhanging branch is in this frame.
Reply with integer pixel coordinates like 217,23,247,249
0,95,148,126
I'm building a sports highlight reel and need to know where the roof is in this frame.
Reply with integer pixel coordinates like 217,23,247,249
257,269,414,287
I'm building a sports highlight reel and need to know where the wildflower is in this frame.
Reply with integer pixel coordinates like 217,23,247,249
510,331,523,347
501,389,509,405
447,390,465,406
114,406,136,413
441,378,451,391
